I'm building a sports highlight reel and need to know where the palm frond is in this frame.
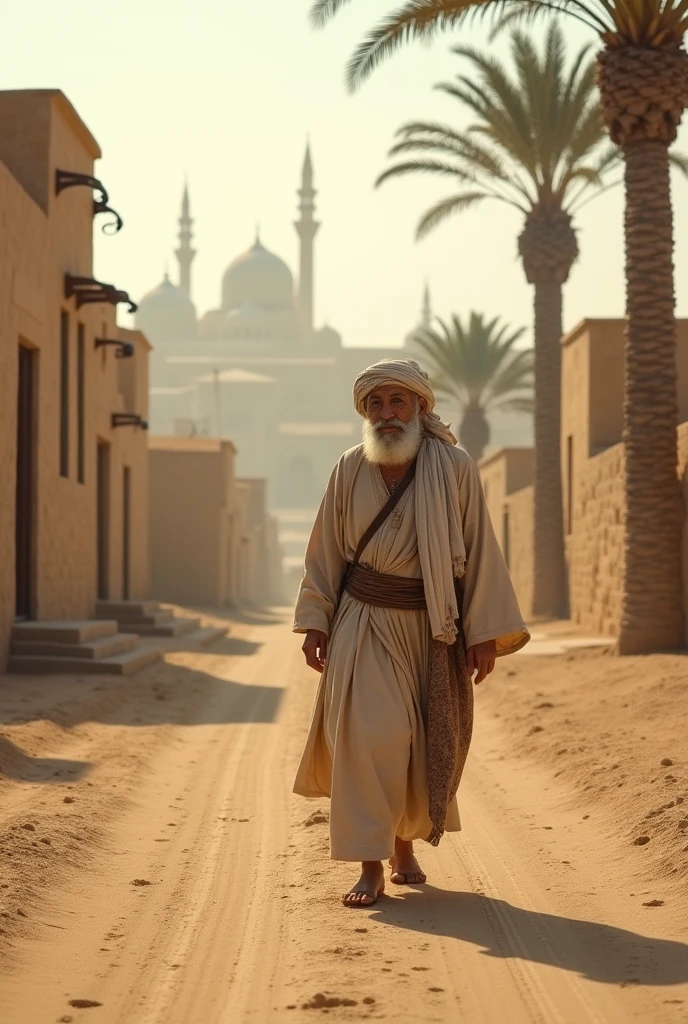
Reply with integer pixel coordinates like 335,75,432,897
375,158,479,188
310,0,353,27
342,0,515,93
394,120,509,179
415,192,490,238
410,312,533,413
489,394,535,414
312,0,688,88
490,0,611,39
384,120,536,208
332,1,616,90
375,19,616,256
670,149,688,179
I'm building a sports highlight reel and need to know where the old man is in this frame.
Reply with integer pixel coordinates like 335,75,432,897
294,359,529,906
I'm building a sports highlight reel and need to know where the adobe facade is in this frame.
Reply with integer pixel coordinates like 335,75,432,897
0,90,150,669
480,319,688,639
148,438,284,609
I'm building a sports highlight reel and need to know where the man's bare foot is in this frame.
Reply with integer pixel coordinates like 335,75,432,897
342,861,385,907
389,837,427,885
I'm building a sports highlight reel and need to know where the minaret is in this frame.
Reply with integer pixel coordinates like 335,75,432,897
294,142,320,339
175,181,196,297
421,282,432,330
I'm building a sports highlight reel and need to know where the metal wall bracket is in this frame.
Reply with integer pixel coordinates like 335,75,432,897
94,200,124,234
55,170,108,203
65,275,138,313
55,170,124,234
95,337,135,359
111,412,148,431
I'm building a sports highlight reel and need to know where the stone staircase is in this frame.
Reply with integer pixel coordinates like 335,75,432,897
95,600,227,645
9,620,161,675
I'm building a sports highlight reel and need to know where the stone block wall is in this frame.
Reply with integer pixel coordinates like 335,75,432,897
678,422,688,643
566,443,625,636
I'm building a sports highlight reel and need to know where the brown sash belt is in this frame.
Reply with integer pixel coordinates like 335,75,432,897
344,562,427,610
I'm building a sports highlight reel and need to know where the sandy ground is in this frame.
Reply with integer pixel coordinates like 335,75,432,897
0,610,687,1024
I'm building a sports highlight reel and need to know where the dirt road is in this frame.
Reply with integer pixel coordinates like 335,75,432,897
1,613,687,1023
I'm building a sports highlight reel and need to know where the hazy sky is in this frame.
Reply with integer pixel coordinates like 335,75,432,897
7,1,688,349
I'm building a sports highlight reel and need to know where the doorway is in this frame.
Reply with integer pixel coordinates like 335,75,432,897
97,441,110,600
122,466,131,600
15,345,35,619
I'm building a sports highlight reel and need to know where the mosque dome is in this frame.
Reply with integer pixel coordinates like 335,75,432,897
314,323,342,348
222,238,294,313
135,274,197,343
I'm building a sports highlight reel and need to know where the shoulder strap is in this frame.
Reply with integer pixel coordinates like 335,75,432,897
353,459,417,565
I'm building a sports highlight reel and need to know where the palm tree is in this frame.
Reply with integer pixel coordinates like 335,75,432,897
313,0,688,654
376,26,617,618
411,311,532,462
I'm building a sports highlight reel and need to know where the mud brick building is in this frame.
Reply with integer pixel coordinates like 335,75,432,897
148,437,284,609
0,90,150,669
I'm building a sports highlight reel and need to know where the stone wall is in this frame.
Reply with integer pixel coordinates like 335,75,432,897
497,432,688,640
566,443,625,636
479,319,688,641
678,422,688,643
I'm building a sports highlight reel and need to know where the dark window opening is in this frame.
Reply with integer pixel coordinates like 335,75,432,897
77,323,85,484
566,435,574,535
16,344,36,618
502,507,510,570
60,312,69,477
122,466,131,600
97,441,110,600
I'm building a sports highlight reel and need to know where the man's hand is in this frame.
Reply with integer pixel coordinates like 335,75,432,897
466,639,496,684
302,630,328,673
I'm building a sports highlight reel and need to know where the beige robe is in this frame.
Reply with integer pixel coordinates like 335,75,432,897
293,443,529,861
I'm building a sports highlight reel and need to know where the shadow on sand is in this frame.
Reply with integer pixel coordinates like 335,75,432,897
203,636,263,657
370,886,688,987
0,735,90,784
192,605,286,628
0,658,285,783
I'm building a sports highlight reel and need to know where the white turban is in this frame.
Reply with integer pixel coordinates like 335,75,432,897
353,358,457,446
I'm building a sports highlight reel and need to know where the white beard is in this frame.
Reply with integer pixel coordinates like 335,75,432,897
362,413,423,466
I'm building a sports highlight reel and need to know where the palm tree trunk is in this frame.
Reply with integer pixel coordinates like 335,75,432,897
617,141,684,653
459,405,490,463
532,281,568,618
